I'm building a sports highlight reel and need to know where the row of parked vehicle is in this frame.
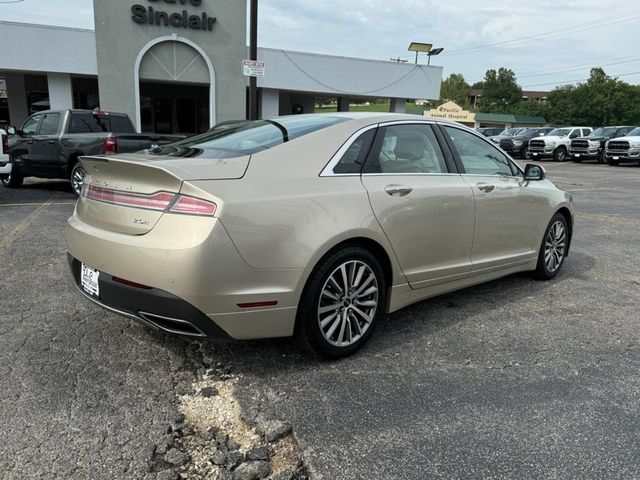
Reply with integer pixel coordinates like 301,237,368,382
0,109,182,196
478,125,640,166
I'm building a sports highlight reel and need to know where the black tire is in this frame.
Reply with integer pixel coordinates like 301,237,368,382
1,164,23,188
519,147,528,159
296,246,387,359
553,147,567,162
70,163,86,197
597,150,606,164
534,213,569,281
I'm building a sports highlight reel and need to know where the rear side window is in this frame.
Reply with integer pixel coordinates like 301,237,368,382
39,113,61,135
333,129,376,174
68,113,134,134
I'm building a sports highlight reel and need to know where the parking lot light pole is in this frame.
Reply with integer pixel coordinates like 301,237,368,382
249,0,258,120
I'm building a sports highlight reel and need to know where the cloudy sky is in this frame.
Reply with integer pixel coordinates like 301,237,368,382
1,0,639,90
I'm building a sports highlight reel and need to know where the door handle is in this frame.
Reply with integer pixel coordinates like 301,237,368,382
48,140,56,144
385,185,413,197
477,183,495,193
27,141,34,144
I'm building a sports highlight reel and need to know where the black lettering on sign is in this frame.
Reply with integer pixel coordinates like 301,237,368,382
131,1,215,31
131,4,147,24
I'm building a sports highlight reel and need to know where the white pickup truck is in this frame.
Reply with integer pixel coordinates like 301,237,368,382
604,127,640,166
0,128,11,180
527,126,593,161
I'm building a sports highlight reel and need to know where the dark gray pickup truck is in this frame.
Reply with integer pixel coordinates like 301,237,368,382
2,109,182,195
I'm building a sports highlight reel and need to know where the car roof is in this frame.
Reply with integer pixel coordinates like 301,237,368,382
272,112,473,129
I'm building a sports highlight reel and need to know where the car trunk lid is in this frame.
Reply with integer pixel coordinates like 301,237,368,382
78,153,249,235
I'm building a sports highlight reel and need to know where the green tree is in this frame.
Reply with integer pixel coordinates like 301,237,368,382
546,68,640,126
439,73,470,107
479,68,523,112
509,99,550,118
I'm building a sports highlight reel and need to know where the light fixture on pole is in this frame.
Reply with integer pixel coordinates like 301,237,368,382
408,42,432,64
427,47,444,66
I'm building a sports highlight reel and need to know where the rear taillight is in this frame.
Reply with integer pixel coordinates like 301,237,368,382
103,137,118,155
82,185,217,217
167,195,217,216
83,185,174,211
1,134,7,155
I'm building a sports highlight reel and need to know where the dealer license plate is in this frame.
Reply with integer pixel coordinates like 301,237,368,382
613,156,620,160
81,263,100,298
575,154,581,158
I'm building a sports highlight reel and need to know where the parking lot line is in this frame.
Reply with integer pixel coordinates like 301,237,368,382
0,193,63,256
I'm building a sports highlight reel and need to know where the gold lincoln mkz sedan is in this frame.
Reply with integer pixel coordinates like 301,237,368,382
67,113,574,358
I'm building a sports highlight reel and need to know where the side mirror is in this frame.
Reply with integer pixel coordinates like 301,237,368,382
524,163,546,181
6,126,17,135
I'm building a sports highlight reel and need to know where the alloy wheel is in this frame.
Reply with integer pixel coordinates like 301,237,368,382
317,260,379,348
71,165,86,196
544,220,567,273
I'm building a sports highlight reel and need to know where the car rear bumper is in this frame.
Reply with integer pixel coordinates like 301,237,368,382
0,157,11,175
66,212,302,340
69,254,232,339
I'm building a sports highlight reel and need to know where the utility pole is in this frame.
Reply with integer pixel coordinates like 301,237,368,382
249,0,258,120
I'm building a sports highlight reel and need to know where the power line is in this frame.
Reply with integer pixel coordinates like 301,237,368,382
446,8,640,56
522,70,640,88
517,56,640,79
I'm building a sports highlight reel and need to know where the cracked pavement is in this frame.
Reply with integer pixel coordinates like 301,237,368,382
1,161,639,479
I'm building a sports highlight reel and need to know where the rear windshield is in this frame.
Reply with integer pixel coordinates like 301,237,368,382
149,115,348,158
68,113,135,134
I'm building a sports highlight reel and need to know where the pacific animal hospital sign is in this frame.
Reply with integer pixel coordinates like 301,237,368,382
425,101,475,123
131,0,217,31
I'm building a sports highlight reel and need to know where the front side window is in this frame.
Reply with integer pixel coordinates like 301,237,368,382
39,113,61,136
443,126,518,177
365,124,447,174
21,114,42,136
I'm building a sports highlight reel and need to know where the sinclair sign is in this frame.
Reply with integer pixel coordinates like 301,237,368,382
131,0,217,31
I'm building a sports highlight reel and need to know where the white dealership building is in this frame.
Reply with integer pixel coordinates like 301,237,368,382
0,0,442,134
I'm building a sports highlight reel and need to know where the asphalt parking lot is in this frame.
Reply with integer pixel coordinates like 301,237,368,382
1,161,639,479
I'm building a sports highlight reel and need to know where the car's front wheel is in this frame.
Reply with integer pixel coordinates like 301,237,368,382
297,246,386,359
554,147,567,162
534,213,569,280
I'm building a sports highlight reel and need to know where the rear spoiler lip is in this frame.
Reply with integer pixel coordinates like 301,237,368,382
78,153,252,182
